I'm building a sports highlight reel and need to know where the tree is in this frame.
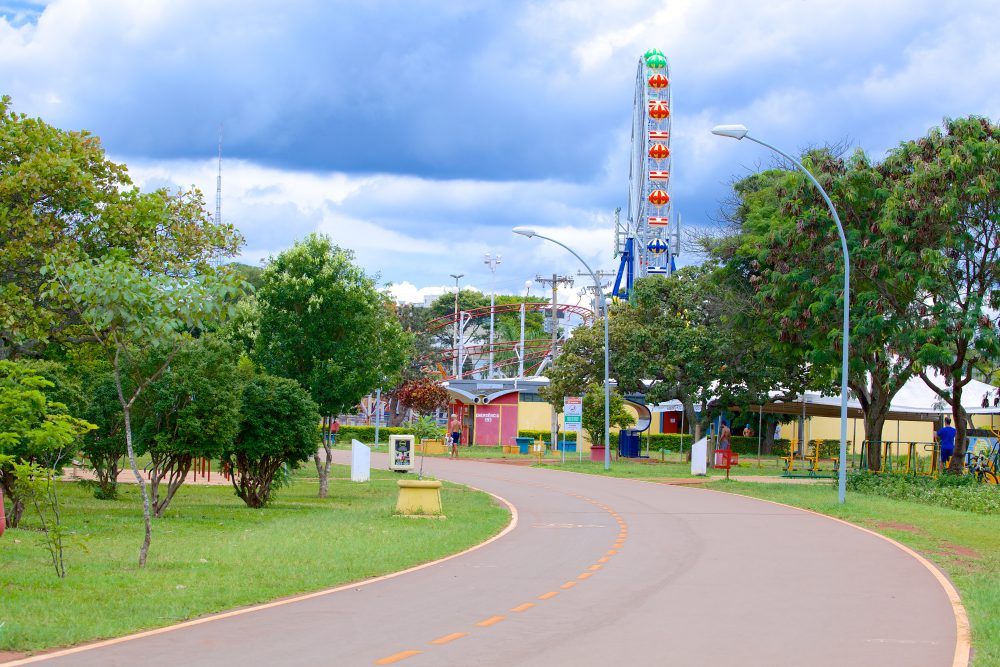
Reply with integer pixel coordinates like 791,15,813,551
713,149,925,469
0,97,243,360
393,376,449,416
253,234,410,498
581,384,634,446
223,373,321,508
881,116,1000,471
78,372,128,499
47,256,244,566
0,361,94,528
135,336,243,517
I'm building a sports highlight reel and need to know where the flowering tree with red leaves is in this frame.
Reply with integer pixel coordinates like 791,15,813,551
393,376,448,416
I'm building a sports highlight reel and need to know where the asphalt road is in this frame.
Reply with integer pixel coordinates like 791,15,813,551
16,452,963,666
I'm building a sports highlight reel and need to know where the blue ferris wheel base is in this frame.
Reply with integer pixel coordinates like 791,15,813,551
612,237,635,300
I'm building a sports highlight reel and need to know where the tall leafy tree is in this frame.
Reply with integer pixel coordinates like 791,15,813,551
0,96,242,359
253,234,411,497
882,116,1000,470
714,149,926,470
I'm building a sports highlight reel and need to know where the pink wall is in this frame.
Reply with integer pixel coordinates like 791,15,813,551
474,392,519,446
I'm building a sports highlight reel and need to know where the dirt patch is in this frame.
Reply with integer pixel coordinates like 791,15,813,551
0,650,28,663
935,542,981,559
873,521,928,535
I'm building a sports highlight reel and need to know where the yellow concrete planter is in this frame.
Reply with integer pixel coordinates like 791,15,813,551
418,438,446,455
396,479,444,516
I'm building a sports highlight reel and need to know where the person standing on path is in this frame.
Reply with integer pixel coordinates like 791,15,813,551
448,413,462,459
935,416,956,466
330,418,340,444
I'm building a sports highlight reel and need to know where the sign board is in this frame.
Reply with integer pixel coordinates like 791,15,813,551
351,440,371,482
563,396,583,433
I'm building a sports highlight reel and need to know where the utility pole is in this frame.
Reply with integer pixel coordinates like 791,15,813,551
484,253,502,378
449,274,463,378
577,270,615,313
535,273,573,459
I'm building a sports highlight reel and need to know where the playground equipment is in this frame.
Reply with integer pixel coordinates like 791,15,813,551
967,431,999,484
613,48,680,301
858,440,942,475
781,439,837,479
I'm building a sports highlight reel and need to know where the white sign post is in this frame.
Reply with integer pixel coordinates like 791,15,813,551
563,396,582,463
351,439,371,482
691,437,708,476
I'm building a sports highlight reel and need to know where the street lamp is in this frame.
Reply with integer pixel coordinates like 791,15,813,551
449,273,464,378
711,123,850,504
484,253,502,379
513,226,611,470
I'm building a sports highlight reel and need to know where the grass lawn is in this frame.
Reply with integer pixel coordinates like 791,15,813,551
0,464,510,654
714,480,1000,666
532,455,789,479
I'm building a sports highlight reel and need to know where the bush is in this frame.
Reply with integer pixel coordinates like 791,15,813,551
518,430,578,443
846,470,1000,514
337,425,410,443
223,374,321,508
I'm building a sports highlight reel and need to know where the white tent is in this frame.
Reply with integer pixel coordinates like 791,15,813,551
756,371,1000,421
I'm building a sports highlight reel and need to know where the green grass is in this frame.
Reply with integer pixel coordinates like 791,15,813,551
714,480,1000,666
532,454,789,479
0,465,509,653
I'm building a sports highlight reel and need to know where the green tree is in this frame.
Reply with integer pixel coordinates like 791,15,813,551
0,97,242,360
0,361,94,528
78,372,128,499
581,384,634,446
47,256,244,566
223,373,321,508
713,148,926,469
254,234,411,497
881,116,1000,471
135,336,244,517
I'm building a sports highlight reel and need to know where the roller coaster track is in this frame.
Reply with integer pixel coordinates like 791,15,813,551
424,302,593,332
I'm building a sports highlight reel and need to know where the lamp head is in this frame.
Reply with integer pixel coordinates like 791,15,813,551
512,226,536,238
711,124,749,140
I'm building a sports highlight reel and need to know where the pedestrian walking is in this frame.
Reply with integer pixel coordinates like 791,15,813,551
448,413,462,459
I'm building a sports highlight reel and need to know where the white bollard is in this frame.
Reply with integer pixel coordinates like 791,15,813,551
691,437,708,476
351,439,371,482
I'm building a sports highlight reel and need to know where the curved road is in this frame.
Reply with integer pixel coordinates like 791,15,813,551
14,453,964,666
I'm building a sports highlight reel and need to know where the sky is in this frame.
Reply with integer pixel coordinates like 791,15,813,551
2,0,998,305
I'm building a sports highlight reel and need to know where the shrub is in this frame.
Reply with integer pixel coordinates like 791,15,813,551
846,470,1000,514
223,374,321,508
337,425,410,443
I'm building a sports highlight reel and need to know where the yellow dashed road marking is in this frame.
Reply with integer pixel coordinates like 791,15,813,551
375,650,422,664
561,581,577,589
476,615,505,627
510,603,535,613
538,591,560,600
578,572,593,579
430,633,467,645
589,564,602,571
607,549,618,555
598,556,610,563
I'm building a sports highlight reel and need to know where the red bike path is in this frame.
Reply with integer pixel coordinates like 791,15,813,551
6,452,969,666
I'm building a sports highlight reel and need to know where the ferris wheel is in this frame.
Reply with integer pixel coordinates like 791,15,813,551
613,48,678,300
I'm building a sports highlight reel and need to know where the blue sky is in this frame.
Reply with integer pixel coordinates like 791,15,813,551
2,0,998,303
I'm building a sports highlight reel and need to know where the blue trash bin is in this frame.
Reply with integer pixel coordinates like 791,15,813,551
514,437,533,454
618,431,641,458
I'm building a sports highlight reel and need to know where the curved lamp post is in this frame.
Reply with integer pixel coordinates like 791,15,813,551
513,227,611,470
711,124,850,504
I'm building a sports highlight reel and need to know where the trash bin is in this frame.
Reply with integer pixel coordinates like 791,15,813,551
618,430,641,458
514,437,534,454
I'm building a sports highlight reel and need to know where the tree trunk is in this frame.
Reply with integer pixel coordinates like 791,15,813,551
91,453,122,499
121,404,152,567
113,351,152,567
948,399,970,475
151,454,193,518
862,410,888,472
315,441,332,498
763,420,777,455
0,474,24,528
